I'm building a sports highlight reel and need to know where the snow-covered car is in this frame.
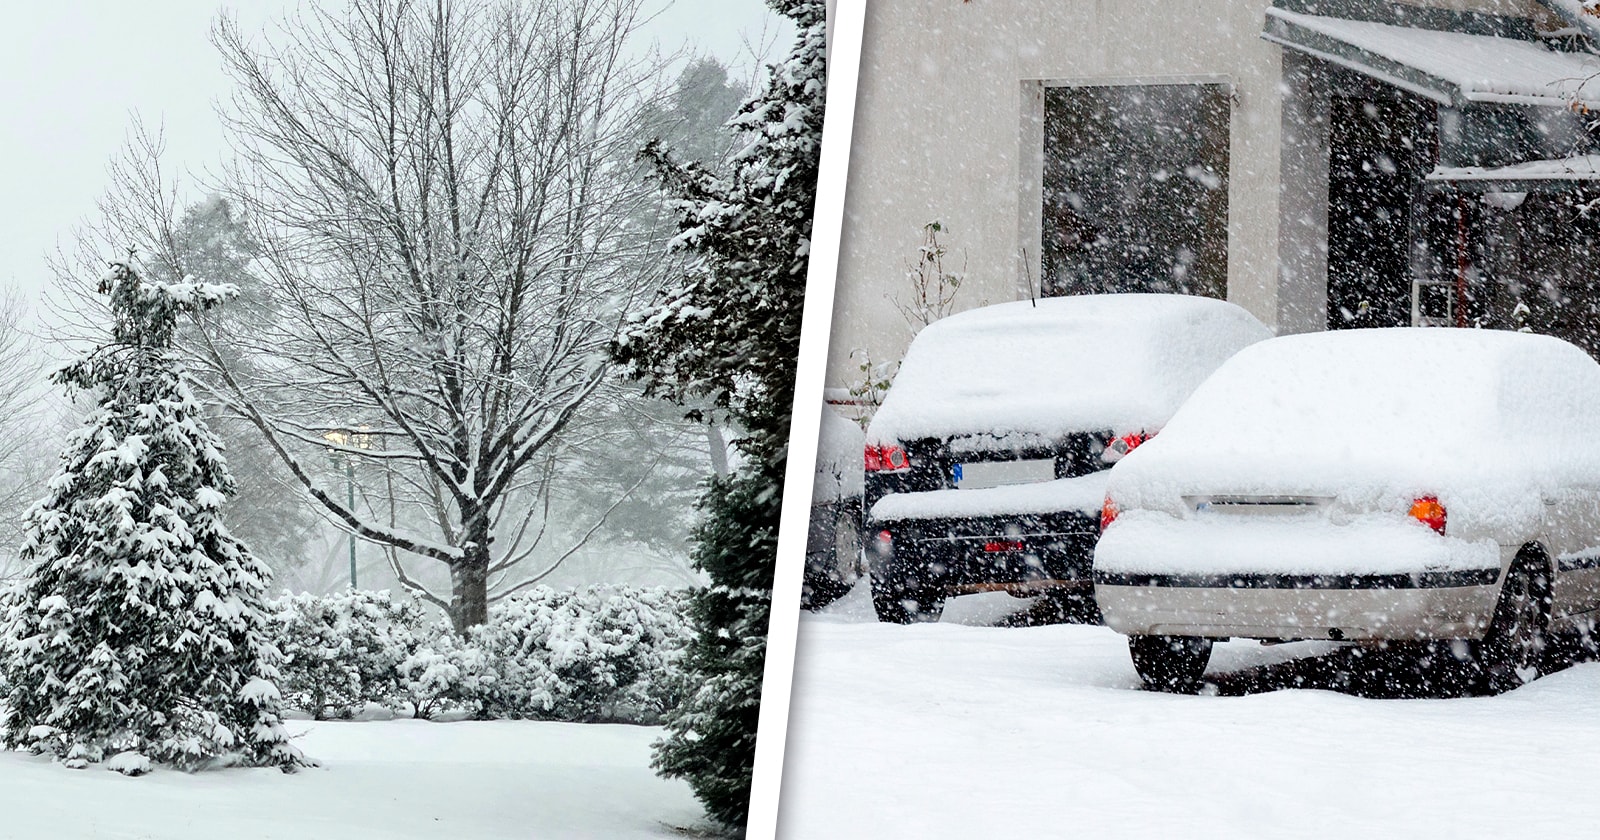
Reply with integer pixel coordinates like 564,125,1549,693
805,403,865,610
1096,328,1600,692
865,294,1273,623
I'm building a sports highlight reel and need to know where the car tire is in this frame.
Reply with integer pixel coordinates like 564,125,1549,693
802,499,864,611
869,548,946,624
1128,634,1212,693
1478,546,1552,693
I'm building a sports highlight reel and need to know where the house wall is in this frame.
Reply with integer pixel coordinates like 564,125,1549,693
825,0,1546,393
827,0,1288,390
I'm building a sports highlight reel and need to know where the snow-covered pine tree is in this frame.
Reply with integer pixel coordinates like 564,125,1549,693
613,0,824,830
1,262,304,774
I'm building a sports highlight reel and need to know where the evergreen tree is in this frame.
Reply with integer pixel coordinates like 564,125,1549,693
643,57,748,169
613,0,825,830
1,262,304,774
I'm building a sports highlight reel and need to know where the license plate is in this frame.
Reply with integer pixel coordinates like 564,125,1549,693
954,459,1056,489
1188,495,1334,516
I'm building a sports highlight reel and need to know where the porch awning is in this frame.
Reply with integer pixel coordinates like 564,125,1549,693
1427,154,1600,191
1263,7,1600,109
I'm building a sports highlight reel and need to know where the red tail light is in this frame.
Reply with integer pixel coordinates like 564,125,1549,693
1408,496,1446,534
1100,496,1120,532
864,443,910,472
1103,431,1151,463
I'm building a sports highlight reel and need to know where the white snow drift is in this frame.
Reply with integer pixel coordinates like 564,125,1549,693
0,718,699,839
782,594,1600,840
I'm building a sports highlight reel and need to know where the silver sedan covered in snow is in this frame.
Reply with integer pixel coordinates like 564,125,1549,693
1095,328,1600,692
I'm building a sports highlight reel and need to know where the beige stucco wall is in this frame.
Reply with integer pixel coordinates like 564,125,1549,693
826,0,1289,391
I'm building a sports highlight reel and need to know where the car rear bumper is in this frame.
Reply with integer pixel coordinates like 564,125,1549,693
1093,513,1511,640
870,512,1099,591
1094,573,1503,641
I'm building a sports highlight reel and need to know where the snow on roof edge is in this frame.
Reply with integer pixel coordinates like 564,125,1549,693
1264,7,1600,109
920,292,1247,334
1261,27,1453,106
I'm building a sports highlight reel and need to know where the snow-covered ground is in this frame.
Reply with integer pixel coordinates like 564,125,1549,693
779,586,1600,838
0,719,702,838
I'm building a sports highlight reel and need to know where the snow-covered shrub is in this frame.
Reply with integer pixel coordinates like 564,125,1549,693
601,587,695,722
268,590,426,719
472,585,692,724
397,625,497,719
262,585,690,724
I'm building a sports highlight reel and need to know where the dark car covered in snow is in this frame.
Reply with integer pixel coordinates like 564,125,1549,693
864,294,1271,623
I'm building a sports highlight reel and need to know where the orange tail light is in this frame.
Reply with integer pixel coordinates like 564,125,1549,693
1408,496,1446,534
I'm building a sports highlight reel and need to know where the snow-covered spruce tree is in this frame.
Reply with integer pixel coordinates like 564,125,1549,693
1,262,303,774
612,0,824,830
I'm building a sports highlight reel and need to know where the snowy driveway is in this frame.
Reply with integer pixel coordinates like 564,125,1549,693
0,719,701,839
778,588,1600,839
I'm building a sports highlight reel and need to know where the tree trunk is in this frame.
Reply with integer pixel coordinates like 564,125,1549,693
450,545,490,632
706,422,730,478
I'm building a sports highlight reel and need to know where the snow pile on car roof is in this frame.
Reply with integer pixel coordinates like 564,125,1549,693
1105,328,1600,524
867,294,1271,444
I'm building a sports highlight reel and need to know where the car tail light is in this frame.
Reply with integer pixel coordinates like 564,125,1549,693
983,540,1024,553
1409,496,1446,534
1100,495,1119,532
864,443,910,472
1102,431,1151,463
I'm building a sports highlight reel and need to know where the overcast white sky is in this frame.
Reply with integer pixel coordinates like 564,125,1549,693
0,0,791,316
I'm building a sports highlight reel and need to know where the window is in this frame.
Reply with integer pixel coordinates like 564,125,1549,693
1040,83,1231,299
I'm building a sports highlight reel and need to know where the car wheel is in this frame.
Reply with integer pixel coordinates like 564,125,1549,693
1128,634,1212,693
1479,547,1552,693
801,501,863,611
832,501,864,582
869,550,946,625
870,574,945,624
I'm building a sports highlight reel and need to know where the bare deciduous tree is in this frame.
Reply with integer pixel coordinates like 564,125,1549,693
193,0,669,630
0,296,54,579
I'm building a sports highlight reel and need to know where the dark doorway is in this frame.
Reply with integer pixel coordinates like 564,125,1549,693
1326,92,1437,329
